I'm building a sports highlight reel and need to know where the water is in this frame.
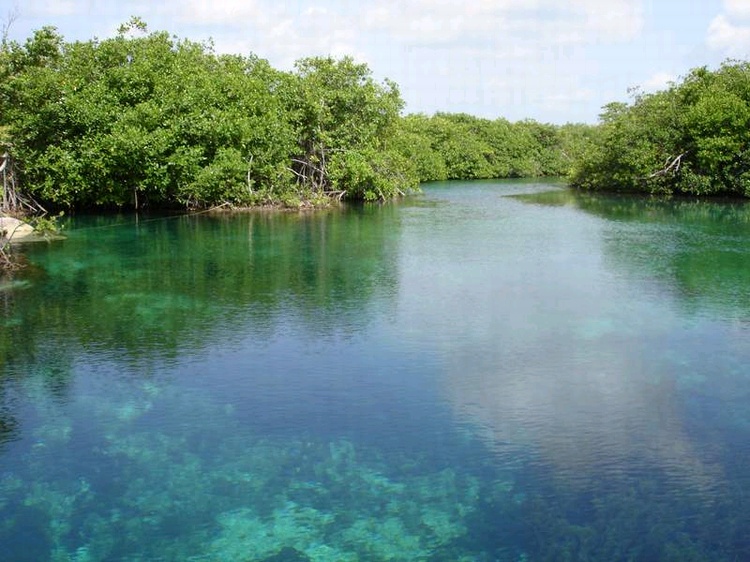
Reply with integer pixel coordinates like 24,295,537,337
2,180,750,561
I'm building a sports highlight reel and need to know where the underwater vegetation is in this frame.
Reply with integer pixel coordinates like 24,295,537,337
3,365,748,562
3,187,750,561
0,373,513,562
1,329,748,561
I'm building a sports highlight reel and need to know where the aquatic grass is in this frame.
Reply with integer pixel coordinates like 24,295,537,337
0,376,498,561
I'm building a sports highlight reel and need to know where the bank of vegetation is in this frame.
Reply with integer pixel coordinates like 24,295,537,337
0,19,594,211
571,60,750,197
4,18,748,213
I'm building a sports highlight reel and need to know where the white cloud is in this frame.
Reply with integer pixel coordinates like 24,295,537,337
363,0,642,45
724,0,750,18
707,13,750,56
540,87,595,107
707,0,750,56
195,0,642,123
641,71,676,92
170,1,364,67
355,0,641,122
5,0,661,122
178,0,264,23
570,0,644,41
16,1,645,95
23,0,80,17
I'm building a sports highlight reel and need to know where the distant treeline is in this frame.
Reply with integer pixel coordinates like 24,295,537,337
396,113,593,182
0,19,595,210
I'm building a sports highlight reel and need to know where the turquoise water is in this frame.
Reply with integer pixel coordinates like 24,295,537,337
2,180,750,561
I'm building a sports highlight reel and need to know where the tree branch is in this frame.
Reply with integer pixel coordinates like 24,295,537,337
649,152,686,178
1,4,19,46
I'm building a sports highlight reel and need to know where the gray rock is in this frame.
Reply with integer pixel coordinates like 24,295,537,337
0,217,35,240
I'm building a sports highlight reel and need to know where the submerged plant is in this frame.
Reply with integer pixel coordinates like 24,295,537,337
0,376,501,561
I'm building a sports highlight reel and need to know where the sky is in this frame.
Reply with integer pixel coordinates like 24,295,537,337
3,0,750,124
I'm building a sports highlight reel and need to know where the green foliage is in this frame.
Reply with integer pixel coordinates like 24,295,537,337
571,60,750,197
1,26,415,209
390,112,591,184
29,212,64,236
392,115,448,182
2,21,595,209
282,56,415,201
329,147,418,201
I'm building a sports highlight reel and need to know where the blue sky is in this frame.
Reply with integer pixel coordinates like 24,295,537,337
4,0,749,124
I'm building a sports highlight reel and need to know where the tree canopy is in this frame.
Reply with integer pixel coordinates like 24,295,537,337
0,22,420,208
392,113,588,183
1,20,591,210
570,60,750,197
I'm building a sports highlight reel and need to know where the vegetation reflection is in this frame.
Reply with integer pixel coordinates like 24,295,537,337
516,189,750,319
2,206,399,365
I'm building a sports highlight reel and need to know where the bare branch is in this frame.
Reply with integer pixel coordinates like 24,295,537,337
246,154,254,194
286,167,307,181
323,190,346,201
291,158,326,177
1,4,20,46
649,152,686,178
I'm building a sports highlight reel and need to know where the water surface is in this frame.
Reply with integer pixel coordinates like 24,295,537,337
1,180,750,561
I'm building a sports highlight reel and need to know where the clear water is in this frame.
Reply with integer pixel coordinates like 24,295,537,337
2,180,750,561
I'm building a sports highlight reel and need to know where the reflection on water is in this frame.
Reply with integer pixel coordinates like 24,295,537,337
1,184,750,560
514,189,750,319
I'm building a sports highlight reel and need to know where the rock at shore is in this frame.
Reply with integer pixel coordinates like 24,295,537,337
0,217,35,240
